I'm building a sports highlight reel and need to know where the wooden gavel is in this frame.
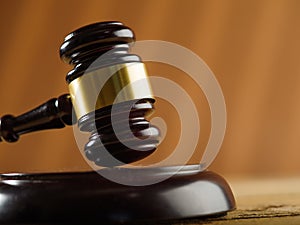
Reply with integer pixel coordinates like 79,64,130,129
0,21,160,167
0,22,236,225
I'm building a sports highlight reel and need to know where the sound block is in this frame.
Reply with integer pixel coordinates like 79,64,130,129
0,165,235,224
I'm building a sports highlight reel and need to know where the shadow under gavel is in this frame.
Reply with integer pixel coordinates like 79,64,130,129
0,21,160,167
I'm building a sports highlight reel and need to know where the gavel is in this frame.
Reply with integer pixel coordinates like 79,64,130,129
0,22,236,224
0,21,160,167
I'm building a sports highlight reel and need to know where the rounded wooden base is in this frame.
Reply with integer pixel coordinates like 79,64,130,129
0,165,235,224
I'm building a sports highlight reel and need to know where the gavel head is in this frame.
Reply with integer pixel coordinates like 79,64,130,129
59,21,160,167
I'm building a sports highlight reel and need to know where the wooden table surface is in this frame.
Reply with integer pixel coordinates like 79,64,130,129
162,177,300,225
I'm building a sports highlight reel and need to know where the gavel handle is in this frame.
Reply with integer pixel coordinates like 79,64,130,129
0,94,76,143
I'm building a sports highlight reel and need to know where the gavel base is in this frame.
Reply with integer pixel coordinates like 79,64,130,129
0,165,235,224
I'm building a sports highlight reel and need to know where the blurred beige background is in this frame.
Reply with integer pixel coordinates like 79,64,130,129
0,0,299,177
